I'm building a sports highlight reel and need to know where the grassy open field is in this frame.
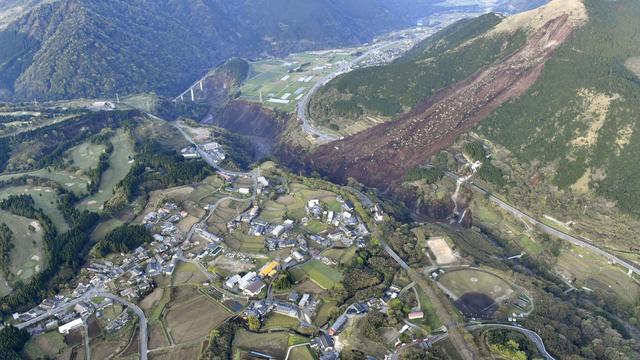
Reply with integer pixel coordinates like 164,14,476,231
321,247,356,265
556,245,640,304
0,185,69,232
263,313,300,330
164,287,230,344
172,262,208,286
437,268,515,302
23,331,68,359
300,259,342,289
313,300,337,326
0,168,90,196
90,218,124,242
289,345,315,360
233,330,290,359
66,141,106,171
0,209,44,288
415,285,443,330
79,129,134,211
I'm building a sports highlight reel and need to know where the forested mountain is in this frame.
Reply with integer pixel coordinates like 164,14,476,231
310,0,640,220
0,0,484,101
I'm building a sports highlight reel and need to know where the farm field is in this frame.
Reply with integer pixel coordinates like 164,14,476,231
164,289,230,344
233,330,290,359
23,331,68,359
263,313,300,330
260,182,340,222
238,50,355,113
79,129,134,211
172,262,208,286
321,247,356,265
289,345,315,360
300,259,342,289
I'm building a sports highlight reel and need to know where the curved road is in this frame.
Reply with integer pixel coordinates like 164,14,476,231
296,41,400,142
465,323,554,360
445,172,640,275
16,289,149,360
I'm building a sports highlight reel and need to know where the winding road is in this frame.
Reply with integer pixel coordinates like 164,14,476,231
16,290,149,360
296,41,400,142
445,171,640,275
465,323,555,360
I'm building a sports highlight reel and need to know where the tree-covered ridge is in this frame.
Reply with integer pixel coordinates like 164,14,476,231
478,0,640,215
0,0,449,101
0,109,136,172
308,14,527,130
95,224,152,257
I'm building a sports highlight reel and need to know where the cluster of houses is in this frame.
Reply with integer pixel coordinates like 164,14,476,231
225,260,280,297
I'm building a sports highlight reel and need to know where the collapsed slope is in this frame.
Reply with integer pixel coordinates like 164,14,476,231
310,0,583,189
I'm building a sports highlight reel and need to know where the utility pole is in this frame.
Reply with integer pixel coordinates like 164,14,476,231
116,93,120,103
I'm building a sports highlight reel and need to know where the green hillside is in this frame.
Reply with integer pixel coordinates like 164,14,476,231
478,0,640,215
0,0,446,101
308,14,527,131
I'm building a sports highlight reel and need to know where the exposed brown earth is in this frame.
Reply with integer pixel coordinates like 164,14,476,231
309,15,576,190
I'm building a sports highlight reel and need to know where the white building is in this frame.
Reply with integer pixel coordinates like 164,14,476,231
59,318,83,334
238,272,257,290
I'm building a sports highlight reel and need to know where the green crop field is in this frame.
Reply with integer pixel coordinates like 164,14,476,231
79,129,134,211
300,259,342,289
239,50,355,113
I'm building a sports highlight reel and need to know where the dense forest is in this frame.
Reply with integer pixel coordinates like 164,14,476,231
0,223,14,277
0,0,451,100
0,325,30,360
479,0,640,215
95,224,152,256
105,141,212,213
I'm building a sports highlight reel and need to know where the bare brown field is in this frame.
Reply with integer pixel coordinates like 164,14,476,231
149,321,169,349
149,341,203,360
426,237,456,265
165,295,230,344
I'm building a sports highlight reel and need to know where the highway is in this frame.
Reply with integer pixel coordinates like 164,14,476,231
296,41,400,142
16,290,149,360
445,171,640,275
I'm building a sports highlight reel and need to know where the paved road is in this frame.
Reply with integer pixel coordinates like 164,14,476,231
94,292,148,360
391,334,448,360
445,172,640,275
466,323,554,360
285,343,310,360
83,319,91,360
16,290,149,360
296,41,400,142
